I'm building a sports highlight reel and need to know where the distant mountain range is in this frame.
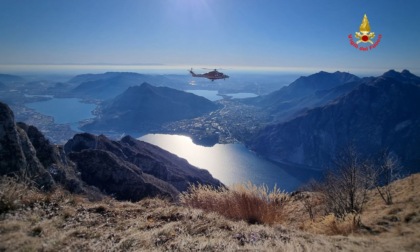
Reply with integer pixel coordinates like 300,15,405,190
82,83,219,132
67,72,189,99
248,70,420,172
0,73,25,85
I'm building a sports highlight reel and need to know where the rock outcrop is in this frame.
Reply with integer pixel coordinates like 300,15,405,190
0,101,54,189
64,133,223,192
16,122,84,193
68,149,179,201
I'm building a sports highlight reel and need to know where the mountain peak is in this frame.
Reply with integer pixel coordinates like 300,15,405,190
82,84,218,132
139,82,153,88
382,69,420,84
401,69,411,75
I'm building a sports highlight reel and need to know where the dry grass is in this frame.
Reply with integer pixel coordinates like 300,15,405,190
179,182,289,225
0,176,44,214
0,174,420,251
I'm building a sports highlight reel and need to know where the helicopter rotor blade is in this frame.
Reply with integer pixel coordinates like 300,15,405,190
202,67,226,71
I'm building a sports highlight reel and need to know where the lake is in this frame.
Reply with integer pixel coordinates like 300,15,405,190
26,98,96,130
139,134,310,192
185,90,258,101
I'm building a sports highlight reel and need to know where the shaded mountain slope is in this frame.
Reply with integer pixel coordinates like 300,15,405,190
64,133,223,192
0,74,25,85
249,74,420,170
243,71,361,122
0,101,55,189
82,83,219,132
67,149,179,201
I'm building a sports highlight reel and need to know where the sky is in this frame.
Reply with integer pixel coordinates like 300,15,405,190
1,0,420,75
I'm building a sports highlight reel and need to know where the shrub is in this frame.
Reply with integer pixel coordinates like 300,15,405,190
315,146,375,218
0,176,43,214
374,151,402,205
302,213,360,235
180,182,289,225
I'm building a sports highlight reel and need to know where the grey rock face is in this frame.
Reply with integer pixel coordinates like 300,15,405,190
68,149,179,201
65,133,223,192
0,102,54,189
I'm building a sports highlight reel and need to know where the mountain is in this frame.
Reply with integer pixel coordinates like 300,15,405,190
82,83,219,132
249,71,420,171
265,71,360,100
68,72,188,99
382,69,420,84
0,101,58,189
64,133,222,192
67,148,179,201
0,82,6,90
244,71,361,122
0,74,25,85
0,101,221,201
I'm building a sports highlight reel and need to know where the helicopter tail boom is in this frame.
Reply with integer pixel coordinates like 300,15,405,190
189,68,198,77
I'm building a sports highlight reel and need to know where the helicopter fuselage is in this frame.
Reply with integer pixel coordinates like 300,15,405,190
189,69,229,81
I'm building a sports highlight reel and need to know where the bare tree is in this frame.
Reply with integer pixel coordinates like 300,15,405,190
374,151,401,205
321,146,375,218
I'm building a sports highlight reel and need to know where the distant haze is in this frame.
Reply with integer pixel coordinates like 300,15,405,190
1,0,420,74
0,64,409,77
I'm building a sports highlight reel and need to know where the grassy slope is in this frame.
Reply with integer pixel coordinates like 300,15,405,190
0,174,419,251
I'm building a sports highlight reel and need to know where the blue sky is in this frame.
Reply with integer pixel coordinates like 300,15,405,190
1,0,420,74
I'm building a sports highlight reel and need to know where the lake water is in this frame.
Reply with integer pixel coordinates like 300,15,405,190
225,93,258,99
185,90,258,101
139,134,308,192
26,98,96,130
185,90,221,101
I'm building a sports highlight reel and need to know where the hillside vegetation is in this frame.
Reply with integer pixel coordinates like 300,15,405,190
1,174,419,251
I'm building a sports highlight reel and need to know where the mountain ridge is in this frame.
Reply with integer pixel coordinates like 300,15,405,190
248,71,420,170
82,83,219,132
242,71,362,122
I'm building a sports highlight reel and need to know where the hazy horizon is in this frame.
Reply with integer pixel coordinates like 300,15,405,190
0,64,416,78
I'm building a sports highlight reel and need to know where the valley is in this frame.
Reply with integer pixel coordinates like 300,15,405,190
161,99,269,146
1,69,420,186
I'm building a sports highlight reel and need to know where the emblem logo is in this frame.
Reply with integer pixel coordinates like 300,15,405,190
348,14,382,51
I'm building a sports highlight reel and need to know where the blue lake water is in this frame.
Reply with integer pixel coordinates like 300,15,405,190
26,98,96,130
185,90,258,101
185,90,221,101
227,93,258,99
139,134,308,192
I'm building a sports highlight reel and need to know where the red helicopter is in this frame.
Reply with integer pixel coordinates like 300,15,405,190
189,68,229,81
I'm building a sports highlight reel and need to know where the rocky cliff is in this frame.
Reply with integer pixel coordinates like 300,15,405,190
0,101,54,189
64,133,223,192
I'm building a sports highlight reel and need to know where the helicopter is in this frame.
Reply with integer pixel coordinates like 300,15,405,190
189,68,229,81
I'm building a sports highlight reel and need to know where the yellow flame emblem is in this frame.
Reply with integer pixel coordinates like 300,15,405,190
355,14,375,44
